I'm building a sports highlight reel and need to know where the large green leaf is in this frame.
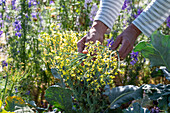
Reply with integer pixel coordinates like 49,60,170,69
4,96,25,112
134,31,170,71
45,85,73,112
107,85,143,109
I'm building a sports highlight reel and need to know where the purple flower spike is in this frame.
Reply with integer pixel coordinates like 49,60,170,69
26,91,30,95
15,87,19,93
0,13,2,18
28,2,32,7
2,60,8,68
132,8,143,19
130,51,139,65
15,32,21,37
31,12,37,18
166,16,170,28
0,31,3,38
0,31,3,35
50,1,54,4
122,0,127,10
107,37,114,47
11,0,16,9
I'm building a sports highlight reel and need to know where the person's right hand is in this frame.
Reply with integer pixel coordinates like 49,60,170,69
77,20,108,53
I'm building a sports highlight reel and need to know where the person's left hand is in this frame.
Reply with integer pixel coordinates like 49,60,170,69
111,24,141,60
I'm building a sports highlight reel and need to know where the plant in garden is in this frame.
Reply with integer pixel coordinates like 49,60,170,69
39,25,127,112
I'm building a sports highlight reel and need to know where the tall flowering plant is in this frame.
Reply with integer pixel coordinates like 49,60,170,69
39,24,125,112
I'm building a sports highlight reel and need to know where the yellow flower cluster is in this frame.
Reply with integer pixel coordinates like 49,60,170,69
40,23,125,108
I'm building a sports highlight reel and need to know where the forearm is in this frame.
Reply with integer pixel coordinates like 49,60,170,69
132,0,170,37
94,0,124,31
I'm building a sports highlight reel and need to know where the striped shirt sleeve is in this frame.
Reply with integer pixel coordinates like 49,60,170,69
132,0,170,37
94,0,124,30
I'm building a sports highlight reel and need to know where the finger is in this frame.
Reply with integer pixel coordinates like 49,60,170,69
119,39,130,58
121,45,133,59
85,32,96,44
111,35,122,50
77,36,86,53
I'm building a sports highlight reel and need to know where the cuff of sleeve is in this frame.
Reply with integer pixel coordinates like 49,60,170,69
132,20,151,37
94,0,124,34
94,17,111,34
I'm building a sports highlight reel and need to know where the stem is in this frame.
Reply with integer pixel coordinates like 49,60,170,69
2,73,9,103
9,83,15,96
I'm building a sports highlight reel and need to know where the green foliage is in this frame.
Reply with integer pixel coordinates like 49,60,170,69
151,68,164,78
143,84,170,112
51,68,65,88
123,102,150,113
4,96,25,112
134,31,170,71
45,85,73,112
104,85,143,109
51,68,61,79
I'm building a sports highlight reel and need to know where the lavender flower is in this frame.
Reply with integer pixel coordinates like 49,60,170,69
0,13,2,18
84,0,92,9
31,12,37,19
2,60,8,68
89,3,98,21
0,20,4,28
122,0,127,10
13,20,22,37
130,51,139,65
28,1,32,7
28,0,37,7
137,8,143,15
50,1,54,4
166,16,170,28
122,0,132,10
15,87,19,93
132,8,143,19
14,20,22,32
11,0,16,10
107,37,114,47
15,32,21,37
150,107,159,113
0,31,3,37
0,0,5,5
25,90,30,95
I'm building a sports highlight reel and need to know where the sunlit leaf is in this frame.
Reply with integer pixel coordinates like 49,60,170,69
4,96,25,112
134,31,170,71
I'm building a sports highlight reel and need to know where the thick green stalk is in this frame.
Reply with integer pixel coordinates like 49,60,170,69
2,73,9,103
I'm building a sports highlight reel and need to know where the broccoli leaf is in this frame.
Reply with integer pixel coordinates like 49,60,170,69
134,31,170,71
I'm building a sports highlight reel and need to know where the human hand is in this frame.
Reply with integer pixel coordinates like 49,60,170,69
111,24,141,60
77,20,108,53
